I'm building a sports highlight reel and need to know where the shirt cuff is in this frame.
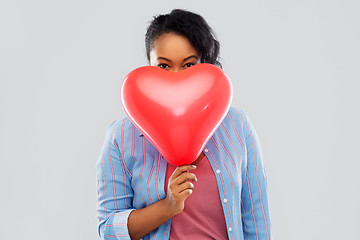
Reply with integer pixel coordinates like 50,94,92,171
101,209,135,240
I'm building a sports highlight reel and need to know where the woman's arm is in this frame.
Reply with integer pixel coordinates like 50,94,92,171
240,112,271,240
96,121,135,239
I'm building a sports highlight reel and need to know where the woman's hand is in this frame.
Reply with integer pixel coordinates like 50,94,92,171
127,164,198,239
164,165,198,215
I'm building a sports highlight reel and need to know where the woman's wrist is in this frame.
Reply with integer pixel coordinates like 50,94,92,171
161,197,182,217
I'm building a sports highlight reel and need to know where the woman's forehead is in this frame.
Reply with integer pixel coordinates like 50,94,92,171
151,33,199,61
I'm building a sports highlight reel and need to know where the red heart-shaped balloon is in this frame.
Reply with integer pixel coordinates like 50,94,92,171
121,63,232,166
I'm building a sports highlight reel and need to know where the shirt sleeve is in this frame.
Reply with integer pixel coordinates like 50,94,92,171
240,112,271,240
96,121,135,240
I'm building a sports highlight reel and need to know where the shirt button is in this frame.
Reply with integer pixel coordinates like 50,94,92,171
216,169,221,174
204,148,209,153
228,227,232,232
223,198,228,203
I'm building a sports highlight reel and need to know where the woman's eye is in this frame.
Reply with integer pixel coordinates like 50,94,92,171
158,63,169,69
184,63,195,68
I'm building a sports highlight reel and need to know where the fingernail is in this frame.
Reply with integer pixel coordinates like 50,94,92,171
192,165,197,168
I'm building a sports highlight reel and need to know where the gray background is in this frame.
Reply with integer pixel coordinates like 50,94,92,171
1,0,359,239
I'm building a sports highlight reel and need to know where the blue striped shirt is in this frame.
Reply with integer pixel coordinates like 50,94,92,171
96,106,271,240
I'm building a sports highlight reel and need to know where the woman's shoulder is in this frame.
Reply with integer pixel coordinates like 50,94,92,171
226,106,247,126
103,116,134,140
227,106,259,139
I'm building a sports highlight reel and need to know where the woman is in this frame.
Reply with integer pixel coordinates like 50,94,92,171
96,9,271,240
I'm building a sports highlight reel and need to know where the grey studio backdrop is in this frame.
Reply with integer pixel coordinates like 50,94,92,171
0,1,359,239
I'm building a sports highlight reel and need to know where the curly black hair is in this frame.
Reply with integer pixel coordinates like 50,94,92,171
145,9,222,68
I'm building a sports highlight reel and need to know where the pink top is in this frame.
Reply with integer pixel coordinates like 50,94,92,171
164,154,229,239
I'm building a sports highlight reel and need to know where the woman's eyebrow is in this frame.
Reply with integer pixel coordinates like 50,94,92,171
157,57,172,62
183,55,198,61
